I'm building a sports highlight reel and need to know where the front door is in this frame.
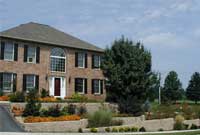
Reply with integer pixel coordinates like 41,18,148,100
54,78,61,96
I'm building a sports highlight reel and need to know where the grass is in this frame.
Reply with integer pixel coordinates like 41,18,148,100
146,101,200,120
146,130,200,135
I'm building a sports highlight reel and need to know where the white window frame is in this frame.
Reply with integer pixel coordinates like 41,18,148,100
76,78,85,94
2,73,13,92
93,79,101,95
27,46,36,63
4,42,14,61
78,53,85,68
50,48,66,72
26,75,36,91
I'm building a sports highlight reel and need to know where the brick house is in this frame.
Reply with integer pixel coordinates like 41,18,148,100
0,22,105,100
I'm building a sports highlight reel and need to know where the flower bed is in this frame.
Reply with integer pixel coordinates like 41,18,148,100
39,97,57,102
24,115,81,123
0,95,9,101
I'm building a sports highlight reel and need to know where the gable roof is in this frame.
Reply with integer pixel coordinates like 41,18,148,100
0,22,104,52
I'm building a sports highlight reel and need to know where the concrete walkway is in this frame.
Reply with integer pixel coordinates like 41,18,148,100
0,105,24,132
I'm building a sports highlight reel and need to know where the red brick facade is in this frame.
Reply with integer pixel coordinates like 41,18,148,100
0,38,106,100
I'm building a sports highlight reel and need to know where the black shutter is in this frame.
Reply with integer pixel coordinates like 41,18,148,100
0,42,5,60
36,47,40,63
13,73,17,92
100,80,103,94
84,78,87,94
75,78,78,92
0,73,3,91
23,75,27,91
35,75,39,90
14,43,18,61
24,45,28,62
85,53,87,68
91,79,94,94
92,55,94,68
75,52,78,67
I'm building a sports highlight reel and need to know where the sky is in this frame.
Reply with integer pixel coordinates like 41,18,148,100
0,0,200,88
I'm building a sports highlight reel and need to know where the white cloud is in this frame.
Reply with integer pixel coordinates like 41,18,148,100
141,32,189,49
170,0,193,12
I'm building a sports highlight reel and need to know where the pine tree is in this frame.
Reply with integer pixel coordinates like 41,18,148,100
162,71,183,103
102,36,152,116
186,72,200,104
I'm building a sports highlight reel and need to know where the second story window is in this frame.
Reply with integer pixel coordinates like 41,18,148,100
24,45,40,63
1,41,18,61
50,48,66,72
92,55,101,69
75,52,87,68
27,47,36,63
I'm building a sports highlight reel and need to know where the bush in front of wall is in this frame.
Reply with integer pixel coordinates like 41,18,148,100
90,128,98,133
47,104,63,117
68,104,76,115
23,89,41,117
190,124,198,129
88,108,112,128
118,127,124,132
70,93,88,102
105,127,110,132
124,127,131,132
131,126,138,132
139,127,146,132
40,88,48,98
173,115,185,130
77,105,87,116
78,128,83,133
9,91,25,102
112,127,118,132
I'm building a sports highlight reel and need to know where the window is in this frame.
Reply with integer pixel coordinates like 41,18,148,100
4,42,14,61
92,79,103,94
78,53,85,68
75,78,87,94
27,47,36,63
92,55,101,68
26,75,35,91
50,48,66,72
2,73,13,92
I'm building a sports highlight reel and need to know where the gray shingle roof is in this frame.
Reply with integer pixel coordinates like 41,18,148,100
0,22,104,52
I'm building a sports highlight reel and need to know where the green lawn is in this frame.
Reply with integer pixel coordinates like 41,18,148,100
146,131,200,135
146,101,200,120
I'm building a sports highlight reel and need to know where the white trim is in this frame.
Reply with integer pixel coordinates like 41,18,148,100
94,80,101,95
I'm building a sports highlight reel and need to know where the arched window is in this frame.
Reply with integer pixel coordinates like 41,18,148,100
50,48,66,72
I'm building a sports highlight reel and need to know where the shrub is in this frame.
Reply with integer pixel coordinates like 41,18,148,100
47,104,63,117
131,126,138,132
190,124,198,129
0,90,3,96
174,115,185,130
56,97,62,101
88,109,112,128
61,106,69,115
68,104,76,115
9,92,25,102
112,127,118,132
70,93,88,102
118,127,124,132
40,109,49,117
158,128,164,131
124,127,131,132
78,105,87,116
105,127,110,132
139,127,146,132
23,89,41,117
78,128,83,133
40,88,48,98
90,128,98,133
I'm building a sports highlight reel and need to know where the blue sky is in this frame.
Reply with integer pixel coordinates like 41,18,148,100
1,0,200,88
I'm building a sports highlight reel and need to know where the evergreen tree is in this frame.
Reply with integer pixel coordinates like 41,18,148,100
186,72,200,104
162,71,183,103
102,36,151,116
